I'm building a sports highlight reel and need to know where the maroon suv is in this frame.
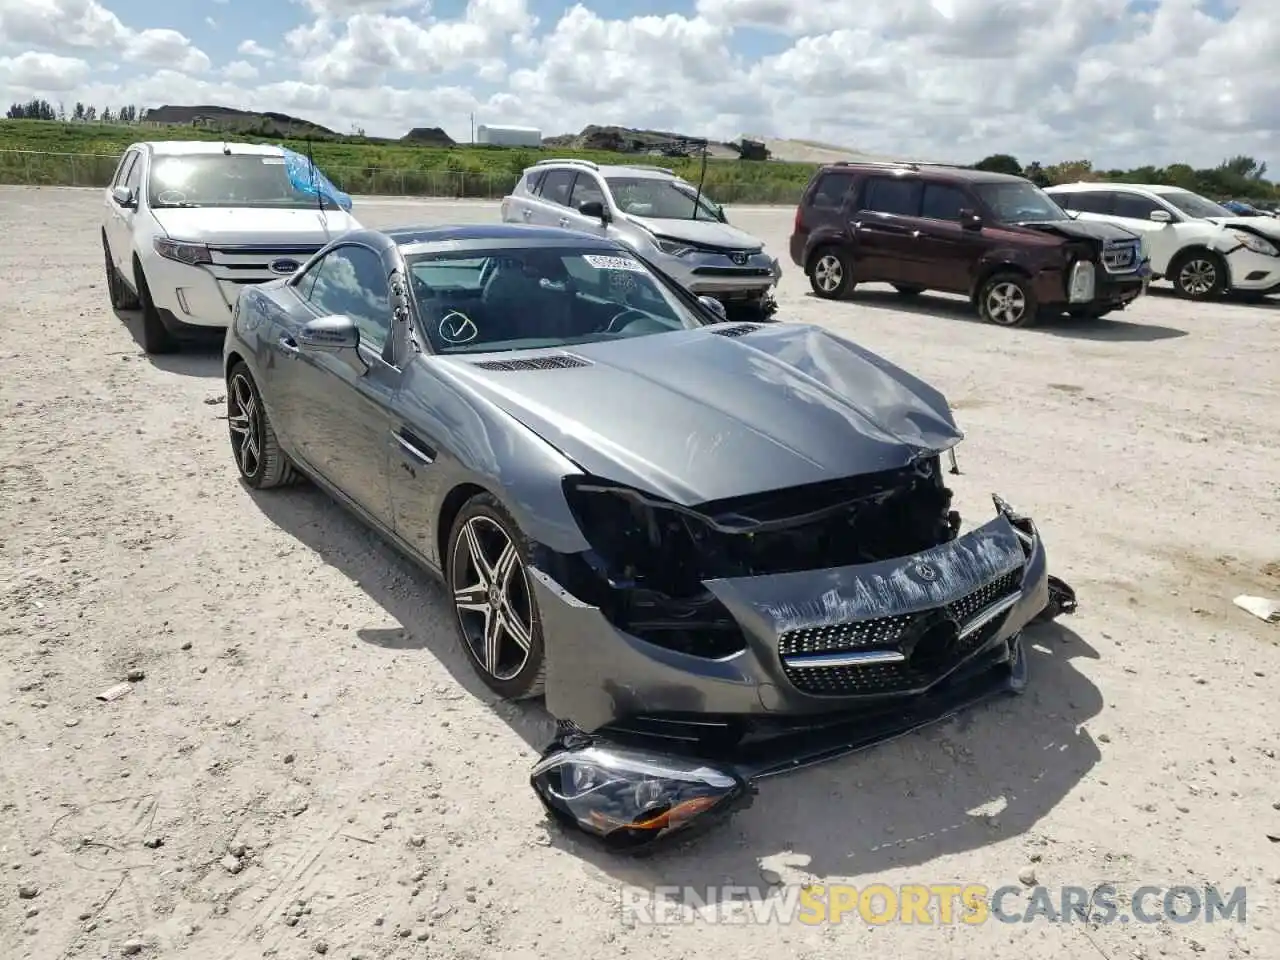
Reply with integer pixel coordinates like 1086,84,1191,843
789,162,1151,327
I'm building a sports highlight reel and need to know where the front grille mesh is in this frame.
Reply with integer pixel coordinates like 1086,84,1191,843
779,567,1024,696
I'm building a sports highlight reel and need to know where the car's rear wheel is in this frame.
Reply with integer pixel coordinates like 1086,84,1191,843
226,362,299,489
1169,249,1226,300
132,258,177,354
892,284,925,297
808,247,855,299
977,272,1039,327
102,233,139,310
447,493,546,701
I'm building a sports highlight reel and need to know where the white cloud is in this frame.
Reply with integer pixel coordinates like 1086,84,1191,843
236,39,274,59
0,51,90,91
0,0,1277,170
221,60,259,82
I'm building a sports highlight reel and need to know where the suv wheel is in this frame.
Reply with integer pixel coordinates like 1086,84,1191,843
808,247,854,299
133,258,177,354
977,273,1039,328
1169,249,1226,300
102,233,139,310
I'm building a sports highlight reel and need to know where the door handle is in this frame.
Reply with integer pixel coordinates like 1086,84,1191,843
522,209,532,220
393,430,435,466
851,220,863,230
558,216,570,227
278,335,299,354
911,230,922,238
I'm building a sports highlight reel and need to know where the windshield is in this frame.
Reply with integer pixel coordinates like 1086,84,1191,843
1158,190,1234,219
606,177,722,221
148,153,341,209
973,181,1070,223
407,246,706,355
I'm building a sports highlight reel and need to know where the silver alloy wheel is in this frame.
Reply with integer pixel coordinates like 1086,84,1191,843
813,254,843,293
227,373,261,478
451,516,534,682
1178,258,1217,297
985,281,1028,325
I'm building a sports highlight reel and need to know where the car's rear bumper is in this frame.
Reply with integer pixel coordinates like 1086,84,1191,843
532,495,1052,767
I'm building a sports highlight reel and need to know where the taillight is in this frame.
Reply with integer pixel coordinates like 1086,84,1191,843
793,206,804,234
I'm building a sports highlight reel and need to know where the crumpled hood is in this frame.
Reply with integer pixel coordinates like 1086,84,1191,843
149,206,361,245
624,214,764,251
440,323,962,505
1205,216,1280,241
1028,218,1139,243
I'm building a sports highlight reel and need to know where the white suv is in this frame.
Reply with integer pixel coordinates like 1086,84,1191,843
501,159,782,317
102,141,362,353
1045,182,1280,300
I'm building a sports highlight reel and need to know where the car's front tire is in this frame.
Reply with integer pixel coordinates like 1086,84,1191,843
226,362,299,489
103,233,139,310
1168,249,1227,300
977,272,1039,327
132,258,177,354
808,247,855,299
446,493,546,701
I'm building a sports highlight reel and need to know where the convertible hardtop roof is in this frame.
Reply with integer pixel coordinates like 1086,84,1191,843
386,223,625,253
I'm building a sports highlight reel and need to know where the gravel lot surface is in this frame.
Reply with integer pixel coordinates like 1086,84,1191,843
2,185,1278,960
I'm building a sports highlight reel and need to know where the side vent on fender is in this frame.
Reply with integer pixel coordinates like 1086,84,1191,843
709,323,763,338
469,354,592,371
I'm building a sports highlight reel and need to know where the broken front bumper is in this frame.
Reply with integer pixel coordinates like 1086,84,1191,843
533,494,1054,743
528,494,1075,850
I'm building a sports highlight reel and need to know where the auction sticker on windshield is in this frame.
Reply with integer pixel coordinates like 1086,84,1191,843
583,254,646,273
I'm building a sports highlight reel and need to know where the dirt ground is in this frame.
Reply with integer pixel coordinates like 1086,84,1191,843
1,185,1278,960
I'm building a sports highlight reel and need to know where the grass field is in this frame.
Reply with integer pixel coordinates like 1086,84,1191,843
0,120,820,202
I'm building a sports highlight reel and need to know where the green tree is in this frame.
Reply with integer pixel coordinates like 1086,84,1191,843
973,153,1023,176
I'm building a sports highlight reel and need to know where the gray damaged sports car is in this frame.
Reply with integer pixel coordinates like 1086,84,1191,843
223,223,1076,852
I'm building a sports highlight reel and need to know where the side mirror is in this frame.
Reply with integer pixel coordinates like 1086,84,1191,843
298,314,369,375
111,185,136,208
958,208,982,231
698,295,728,321
1149,209,1172,223
578,200,610,222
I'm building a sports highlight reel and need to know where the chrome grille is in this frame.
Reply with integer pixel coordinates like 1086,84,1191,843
1101,241,1139,274
207,244,322,288
778,566,1024,697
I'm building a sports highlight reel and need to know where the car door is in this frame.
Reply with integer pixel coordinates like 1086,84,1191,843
849,175,923,283
274,242,399,526
1106,191,1182,273
504,168,545,224
530,169,577,228
901,181,983,292
106,149,141,274
561,173,609,236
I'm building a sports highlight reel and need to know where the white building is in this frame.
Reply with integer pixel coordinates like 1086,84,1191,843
476,124,542,148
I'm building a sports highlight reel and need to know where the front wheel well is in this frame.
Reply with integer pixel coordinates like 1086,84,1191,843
1169,244,1221,266
225,350,245,382
436,482,489,574
971,262,1031,301
804,242,843,273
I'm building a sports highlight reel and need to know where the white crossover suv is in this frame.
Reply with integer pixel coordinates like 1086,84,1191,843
1045,182,1280,300
101,141,362,353
501,158,782,317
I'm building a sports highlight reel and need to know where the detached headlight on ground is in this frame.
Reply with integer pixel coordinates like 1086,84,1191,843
1230,231,1278,257
530,739,751,852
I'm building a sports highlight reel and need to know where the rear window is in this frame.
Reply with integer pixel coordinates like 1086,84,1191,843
1057,191,1112,214
861,177,919,216
809,172,856,209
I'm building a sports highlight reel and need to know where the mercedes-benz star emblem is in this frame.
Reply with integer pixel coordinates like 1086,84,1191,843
914,562,939,582
730,251,749,265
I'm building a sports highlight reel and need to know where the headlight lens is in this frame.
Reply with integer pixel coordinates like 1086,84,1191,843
655,238,694,257
530,740,751,850
1068,259,1096,302
1230,231,1279,257
154,237,212,266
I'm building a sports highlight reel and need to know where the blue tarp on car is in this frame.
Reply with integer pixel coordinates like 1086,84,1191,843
278,145,352,212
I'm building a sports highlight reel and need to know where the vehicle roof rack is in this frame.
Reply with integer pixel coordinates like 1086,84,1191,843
619,164,676,175
832,159,920,170
532,157,600,170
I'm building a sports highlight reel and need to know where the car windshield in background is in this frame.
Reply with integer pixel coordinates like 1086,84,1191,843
407,246,705,355
974,182,1070,222
1159,190,1235,219
606,178,721,221
148,154,341,209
